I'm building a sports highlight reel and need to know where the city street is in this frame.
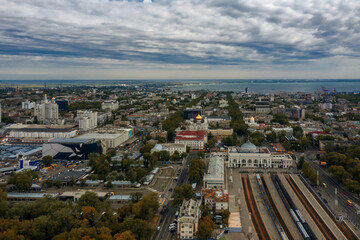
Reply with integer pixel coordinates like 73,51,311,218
153,152,197,240
303,150,360,228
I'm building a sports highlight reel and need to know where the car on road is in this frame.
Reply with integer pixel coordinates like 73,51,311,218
168,188,173,192
157,226,160,231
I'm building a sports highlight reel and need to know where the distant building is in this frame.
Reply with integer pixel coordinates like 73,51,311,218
151,143,186,155
8,124,78,143
22,101,35,110
272,127,293,136
227,141,293,168
76,110,97,131
102,100,119,111
183,108,202,120
319,102,333,110
255,97,270,114
42,138,102,160
175,130,207,150
76,131,130,153
177,199,201,240
34,95,59,122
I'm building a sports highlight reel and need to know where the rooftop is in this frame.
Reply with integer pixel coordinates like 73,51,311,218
204,155,224,183
175,130,207,141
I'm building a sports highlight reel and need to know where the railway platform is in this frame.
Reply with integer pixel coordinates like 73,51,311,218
262,173,302,240
278,174,325,239
290,174,348,239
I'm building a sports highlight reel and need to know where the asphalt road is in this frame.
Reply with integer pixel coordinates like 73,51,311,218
303,150,360,227
154,152,197,240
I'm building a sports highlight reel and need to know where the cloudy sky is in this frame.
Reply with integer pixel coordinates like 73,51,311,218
1,0,360,80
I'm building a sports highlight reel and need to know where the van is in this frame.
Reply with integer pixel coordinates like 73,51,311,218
175,211,179,219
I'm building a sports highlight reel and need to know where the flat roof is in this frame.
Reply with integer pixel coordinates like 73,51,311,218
48,138,91,144
109,195,131,200
61,190,108,198
77,133,126,139
228,212,242,229
7,192,59,198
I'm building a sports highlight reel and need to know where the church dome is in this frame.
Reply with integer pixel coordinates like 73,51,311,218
195,114,202,121
250,117,255,121
240,140,257,152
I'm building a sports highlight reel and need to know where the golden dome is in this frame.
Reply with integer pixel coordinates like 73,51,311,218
196,114,202,121
250,117,254,121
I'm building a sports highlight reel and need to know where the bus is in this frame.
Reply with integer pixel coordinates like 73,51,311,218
347,200,353,207
322,183,327,188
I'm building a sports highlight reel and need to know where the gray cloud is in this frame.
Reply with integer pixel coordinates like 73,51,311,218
0,0,360,79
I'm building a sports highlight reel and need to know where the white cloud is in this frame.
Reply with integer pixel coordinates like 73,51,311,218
0,0,359,79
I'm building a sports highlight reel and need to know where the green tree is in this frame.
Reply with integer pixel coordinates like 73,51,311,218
172,184,195,205
42,155,53,167
266,131,277,142
249,131,265,146
222,210,230,225
105,180,113,189
189,158,205,183
8,171,32,191
130,192,143,203
297,156,305,170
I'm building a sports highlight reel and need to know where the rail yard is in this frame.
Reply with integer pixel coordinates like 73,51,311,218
228,170,360,240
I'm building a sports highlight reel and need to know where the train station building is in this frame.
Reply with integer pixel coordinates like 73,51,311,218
227,141,294,168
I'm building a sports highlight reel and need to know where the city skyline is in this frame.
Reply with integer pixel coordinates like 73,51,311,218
1,0,360,80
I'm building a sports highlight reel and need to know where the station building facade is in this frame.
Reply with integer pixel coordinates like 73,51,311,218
227,141,293,169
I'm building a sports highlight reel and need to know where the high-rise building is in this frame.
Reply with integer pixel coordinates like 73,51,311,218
22,101,35,109
0,102,2,123
34,95,59,122
76,110,98,131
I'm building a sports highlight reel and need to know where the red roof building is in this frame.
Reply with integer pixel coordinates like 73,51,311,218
175,130,207,150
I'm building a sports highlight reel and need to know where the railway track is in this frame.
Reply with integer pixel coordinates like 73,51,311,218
285,175,337,240
261,176,293,240
297,175,359,240
242,175,271,240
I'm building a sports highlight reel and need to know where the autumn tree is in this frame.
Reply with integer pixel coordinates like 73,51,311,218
196,216,214,240
114,230,136,240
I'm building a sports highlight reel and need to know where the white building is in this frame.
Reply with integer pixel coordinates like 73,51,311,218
319,102,333,110
76,110,97,131
203,188,229,213
203,154,225,189
175,130,207,150
34,95,59,122
151,143,186,155
272,127,293,136
22,101,35,110
178,199,201,240
76,131,129,153
8,124,78,142
227,141,293,168
102,100,119,111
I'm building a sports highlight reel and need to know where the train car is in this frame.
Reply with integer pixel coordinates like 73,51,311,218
280,232,289,240
295,209,306,223
289,209,300,223
347,200,353,207
296,222,310,240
